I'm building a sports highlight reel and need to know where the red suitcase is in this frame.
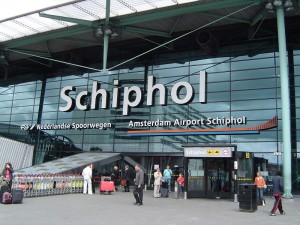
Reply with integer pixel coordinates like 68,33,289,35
100,177,115,194
2,192,12,204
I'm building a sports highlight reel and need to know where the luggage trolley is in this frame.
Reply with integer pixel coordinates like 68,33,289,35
100,176,115,195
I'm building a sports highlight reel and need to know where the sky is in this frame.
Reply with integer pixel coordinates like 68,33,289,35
0,0,74,21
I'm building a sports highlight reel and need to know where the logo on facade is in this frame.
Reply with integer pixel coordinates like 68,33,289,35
59,71,207,115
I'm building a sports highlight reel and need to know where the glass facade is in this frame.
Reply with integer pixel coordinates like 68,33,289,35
1,39,300,192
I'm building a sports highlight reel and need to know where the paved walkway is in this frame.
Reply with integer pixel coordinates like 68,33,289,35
1,188,299,225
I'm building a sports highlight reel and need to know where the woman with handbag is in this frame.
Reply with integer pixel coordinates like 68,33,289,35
1,162,14,191
254,171,266,206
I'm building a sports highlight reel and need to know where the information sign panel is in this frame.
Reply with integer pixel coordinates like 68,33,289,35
184,146,233,158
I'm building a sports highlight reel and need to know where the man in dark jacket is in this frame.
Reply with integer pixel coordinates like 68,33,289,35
123,165,131,192
270,171,285,216
133,164,144,206
111,166,120,191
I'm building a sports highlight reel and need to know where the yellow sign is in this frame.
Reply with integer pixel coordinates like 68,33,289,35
214,149,220,155
207,149,213,155
246,152,250,158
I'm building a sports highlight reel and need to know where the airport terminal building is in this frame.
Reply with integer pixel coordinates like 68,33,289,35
0,0,300,198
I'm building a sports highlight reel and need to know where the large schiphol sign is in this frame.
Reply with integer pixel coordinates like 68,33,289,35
19,69,278,133
59,71,207,116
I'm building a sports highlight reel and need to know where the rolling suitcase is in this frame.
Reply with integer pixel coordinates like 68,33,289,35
12,189,24,204
0,185,10,204
160,188,169,198
2,192,12,204
160,180,169,198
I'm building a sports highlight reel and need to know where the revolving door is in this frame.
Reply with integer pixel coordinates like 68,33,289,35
186,158,233,198
183,144,255,199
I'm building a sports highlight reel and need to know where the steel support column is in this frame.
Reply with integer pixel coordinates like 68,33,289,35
276,6,293,198
102,0,110,73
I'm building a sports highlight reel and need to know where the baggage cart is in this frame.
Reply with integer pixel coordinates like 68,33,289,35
100,176,115,194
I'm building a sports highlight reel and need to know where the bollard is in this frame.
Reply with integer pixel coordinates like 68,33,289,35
144,184,147,191
184,191,187,200
234,193,238,203
174,181,179,199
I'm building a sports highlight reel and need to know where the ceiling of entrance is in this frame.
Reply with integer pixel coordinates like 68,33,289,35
0,0,300,81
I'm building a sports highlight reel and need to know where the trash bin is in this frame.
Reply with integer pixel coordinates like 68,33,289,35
238,183,257,212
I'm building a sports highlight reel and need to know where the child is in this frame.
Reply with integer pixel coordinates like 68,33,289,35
177,173,184,193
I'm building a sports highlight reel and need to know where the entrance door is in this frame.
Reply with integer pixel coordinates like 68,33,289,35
206,158,232,198
187,158,232,198
187,158,206,197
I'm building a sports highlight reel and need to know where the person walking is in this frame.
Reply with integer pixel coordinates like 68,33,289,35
82,163,93,195
254,171,266,206
111,166,120,191
123,165,131,192
163,165,172,193
153,168,162,198
270,171,285,216
133,164,144,206
1,162,14,193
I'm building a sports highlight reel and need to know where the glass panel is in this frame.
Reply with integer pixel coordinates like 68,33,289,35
11,106,34,114
44,96,60,105
13,99,35,107
237,157,253,183
232,89,276,101
232,79,276,91
232,68,276,80
0,115,10,122
206,159,231,197
0,93,13,101
188,159,205,191
13,92,36,100
153,66,189,78
0,101,13,110
207,81,230,92
45,89,61,97
231,57,275,70
114,143,149,152
231,99,276,111
11,113,34,122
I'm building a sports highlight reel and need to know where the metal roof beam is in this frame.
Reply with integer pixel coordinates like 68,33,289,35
250,9,267,26
123,26,171,37
116,0,261,26
200,12,251,24
9,49,51,57
39,13,171,38
0,0,84,23
168,16,181,36
57,37,103,46
39,13,94,26
4,25,92,49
